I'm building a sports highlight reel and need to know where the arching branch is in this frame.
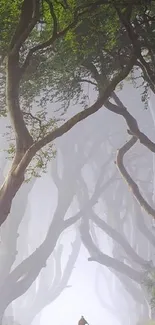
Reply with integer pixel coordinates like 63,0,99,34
80,218,145,283
116,136,155,219
104,94,155,153
91,211,151,268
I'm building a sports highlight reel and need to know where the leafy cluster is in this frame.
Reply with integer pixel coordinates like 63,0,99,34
0,0,22,56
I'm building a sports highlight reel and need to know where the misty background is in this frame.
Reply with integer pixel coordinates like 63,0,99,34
0,75,155,325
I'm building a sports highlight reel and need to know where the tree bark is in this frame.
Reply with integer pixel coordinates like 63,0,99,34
6,53,33,153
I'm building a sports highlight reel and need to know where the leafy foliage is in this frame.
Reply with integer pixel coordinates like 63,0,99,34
1,0,155,181
0,0,23,56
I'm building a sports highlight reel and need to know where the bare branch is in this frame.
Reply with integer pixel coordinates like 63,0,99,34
77,78,98,86
23,112,42,129
80,219,144,283
26,231,80,322
52,245,63,288
91,211,151,268
116,136,155,219
104,95,155,153
63,214,81,229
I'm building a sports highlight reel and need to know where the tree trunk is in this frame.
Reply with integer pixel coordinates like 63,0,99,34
0,52,33,227
6,53,33,153
0,171,25,226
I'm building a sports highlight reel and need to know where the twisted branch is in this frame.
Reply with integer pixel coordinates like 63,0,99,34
116,136,155,219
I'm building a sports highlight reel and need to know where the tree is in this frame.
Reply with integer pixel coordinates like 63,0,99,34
37,1,155,320
1,0,155,323
46,0,155,220
0,0,139,227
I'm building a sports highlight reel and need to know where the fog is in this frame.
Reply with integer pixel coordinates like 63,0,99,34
0,78,155,325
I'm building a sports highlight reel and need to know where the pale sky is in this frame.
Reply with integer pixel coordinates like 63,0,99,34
40,245,121,325
28,173,127,325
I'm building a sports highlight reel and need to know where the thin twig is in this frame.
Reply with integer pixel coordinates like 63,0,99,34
23,112,42,129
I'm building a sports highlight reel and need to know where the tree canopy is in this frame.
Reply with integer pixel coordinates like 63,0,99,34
0,0,154,229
